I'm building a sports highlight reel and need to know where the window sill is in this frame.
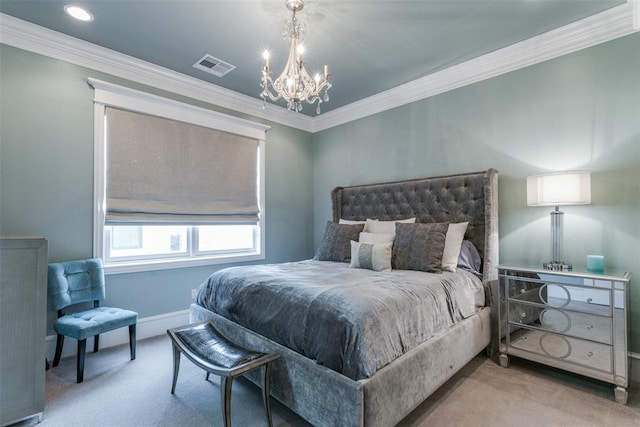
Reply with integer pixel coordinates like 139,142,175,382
103,253,264,275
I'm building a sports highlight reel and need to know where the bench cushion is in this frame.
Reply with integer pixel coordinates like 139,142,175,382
173,322,263,369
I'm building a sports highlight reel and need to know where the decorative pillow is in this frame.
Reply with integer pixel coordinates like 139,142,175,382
339,218,367,225
364,217,416,234
350,241,393,272
441,222,469,272
392,222,449,272
362,218,378,233
314,222,364,262
457,240,482,276
359,232,395,244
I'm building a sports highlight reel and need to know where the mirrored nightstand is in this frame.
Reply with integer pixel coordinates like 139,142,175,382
497,264,631,404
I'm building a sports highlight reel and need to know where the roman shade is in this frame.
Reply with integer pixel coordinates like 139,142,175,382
105,107,259,224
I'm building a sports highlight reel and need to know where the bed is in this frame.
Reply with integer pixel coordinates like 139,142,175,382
190,169,499,427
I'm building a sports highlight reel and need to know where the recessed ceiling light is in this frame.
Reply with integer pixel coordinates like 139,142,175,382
64,5,94,22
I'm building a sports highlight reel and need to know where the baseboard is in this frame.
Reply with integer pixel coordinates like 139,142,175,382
45,309,189,361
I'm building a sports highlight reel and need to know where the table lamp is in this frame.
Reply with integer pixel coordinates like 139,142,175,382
527,171,591,271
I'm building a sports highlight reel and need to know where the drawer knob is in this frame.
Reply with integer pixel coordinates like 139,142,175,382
587,352,593,357
587,325,593,330
520,312,527,319
587,298,593,303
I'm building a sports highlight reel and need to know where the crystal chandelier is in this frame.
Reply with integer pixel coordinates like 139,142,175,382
260,0,331,114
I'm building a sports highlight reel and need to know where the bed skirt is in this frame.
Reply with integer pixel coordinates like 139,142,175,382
190,303,491,427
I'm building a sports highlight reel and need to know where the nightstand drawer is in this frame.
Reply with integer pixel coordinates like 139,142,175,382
507,281,612,317
509,328,612,373
508,302,612,345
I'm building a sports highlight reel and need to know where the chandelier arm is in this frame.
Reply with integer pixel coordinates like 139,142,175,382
261,75,284,102
261,90,283,103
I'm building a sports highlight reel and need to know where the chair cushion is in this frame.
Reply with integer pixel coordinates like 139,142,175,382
54,307,138,341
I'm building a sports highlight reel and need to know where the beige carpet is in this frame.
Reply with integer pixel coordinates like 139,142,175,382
17,335,640,426
401,354,640,427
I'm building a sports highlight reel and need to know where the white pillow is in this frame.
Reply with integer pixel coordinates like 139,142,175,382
364,217,416,234
356,219,378,231
349,241,392,272
441,222,469,272
339,218,367,225
359,232,395,244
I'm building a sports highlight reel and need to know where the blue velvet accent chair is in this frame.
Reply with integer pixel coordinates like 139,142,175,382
48,258,137,383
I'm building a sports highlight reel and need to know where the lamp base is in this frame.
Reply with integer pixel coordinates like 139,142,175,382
543,261,573,271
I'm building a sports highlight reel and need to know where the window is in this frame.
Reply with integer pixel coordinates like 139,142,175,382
90,78,269,274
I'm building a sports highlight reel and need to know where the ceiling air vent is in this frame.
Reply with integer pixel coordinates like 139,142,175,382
193,54,236,77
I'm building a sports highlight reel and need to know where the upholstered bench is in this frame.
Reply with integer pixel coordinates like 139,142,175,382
167,321,280,427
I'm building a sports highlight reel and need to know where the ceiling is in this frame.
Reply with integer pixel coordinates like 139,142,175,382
0,0,627,116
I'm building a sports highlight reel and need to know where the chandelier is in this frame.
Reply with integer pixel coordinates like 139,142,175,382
260,0,331,114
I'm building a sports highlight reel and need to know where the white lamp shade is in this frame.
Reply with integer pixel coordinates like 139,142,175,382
527,171,591,206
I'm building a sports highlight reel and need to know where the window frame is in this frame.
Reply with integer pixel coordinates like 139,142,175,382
90,78,268,274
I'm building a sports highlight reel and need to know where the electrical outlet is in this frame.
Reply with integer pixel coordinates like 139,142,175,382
191,288,198,299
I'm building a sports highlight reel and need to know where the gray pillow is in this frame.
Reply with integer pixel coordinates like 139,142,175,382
457,240,482,277
392,222,449,272
314,222,365,262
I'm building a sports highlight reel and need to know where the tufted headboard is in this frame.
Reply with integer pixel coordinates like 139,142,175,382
331,169,499,283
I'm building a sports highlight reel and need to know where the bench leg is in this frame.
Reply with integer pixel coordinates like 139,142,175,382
94,334,100,352
220,376,233,427
262,362,274,427
171,344,181,394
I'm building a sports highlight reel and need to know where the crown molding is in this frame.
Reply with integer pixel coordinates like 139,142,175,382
312,2,638,132
0,13,314,132
1,4,637,134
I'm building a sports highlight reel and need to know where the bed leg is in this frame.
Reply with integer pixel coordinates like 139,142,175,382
485,345,495,358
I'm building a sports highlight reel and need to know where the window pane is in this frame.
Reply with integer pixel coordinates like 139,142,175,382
112,226,142,249
197,225,256,252
109,225,188,258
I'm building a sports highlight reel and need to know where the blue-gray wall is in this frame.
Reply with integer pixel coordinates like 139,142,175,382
0,44,315,330
1,33,639,353
313,33,640,352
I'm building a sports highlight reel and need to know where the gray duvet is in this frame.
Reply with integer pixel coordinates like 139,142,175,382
196,260,484,380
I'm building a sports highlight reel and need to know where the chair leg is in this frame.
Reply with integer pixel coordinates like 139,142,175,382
53,334,64,367
77,339,87,383
262,362,274,427
170,344,180,394
94,334,100,352
129,324,136,360
220,376,233,427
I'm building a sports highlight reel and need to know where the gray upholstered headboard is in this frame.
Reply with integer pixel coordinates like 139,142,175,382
331,169,499,283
